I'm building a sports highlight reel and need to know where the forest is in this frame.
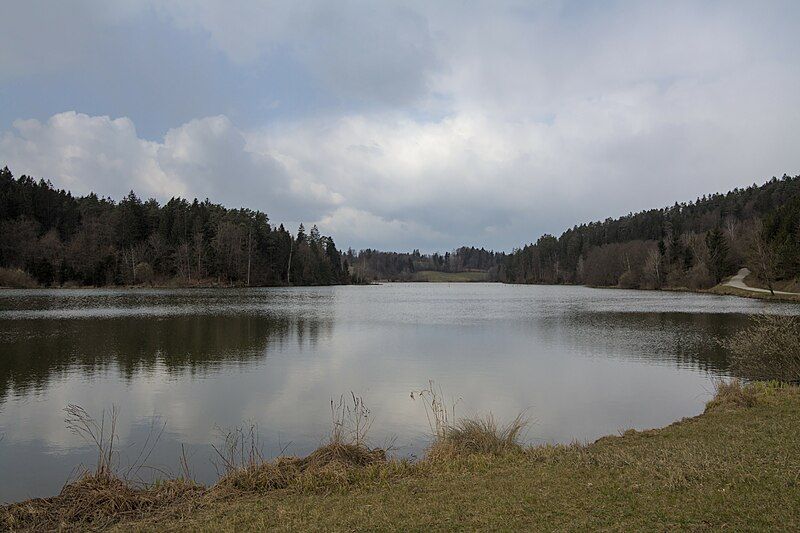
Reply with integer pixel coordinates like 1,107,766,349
501,174,800,291
344,247,505,282
2,165,799,291
0,167,349,287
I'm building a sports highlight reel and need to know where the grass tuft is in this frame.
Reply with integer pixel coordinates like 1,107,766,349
427,414,527,460
1,471,202,531
214,393,387,494
215,443,387,493
705,379,759,412
411,380,526,460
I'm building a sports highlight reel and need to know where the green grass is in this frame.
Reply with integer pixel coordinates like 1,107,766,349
109,383,800,532
412,270,489,282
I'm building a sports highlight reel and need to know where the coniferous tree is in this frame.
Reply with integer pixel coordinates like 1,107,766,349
705,228,730,284
0,167,348,287
502,173,800,289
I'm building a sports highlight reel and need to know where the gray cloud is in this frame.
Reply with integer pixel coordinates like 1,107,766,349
1,1,800,251
157,0,441,105
0,113,341,226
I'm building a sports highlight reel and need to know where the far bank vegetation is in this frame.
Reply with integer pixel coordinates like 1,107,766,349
0,167,350,288
502,174,800,291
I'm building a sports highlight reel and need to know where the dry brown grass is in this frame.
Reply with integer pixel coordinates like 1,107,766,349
411,380,527,460
214,443,387,493
1,396,391,531
212,393,387,494
1,472,202,532
118,383,800,531
427,414,526,460
2,405,197,531
705,379,760,411
5,383,800,531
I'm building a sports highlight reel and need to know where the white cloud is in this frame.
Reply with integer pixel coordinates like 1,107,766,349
316,207,447,251
253,63,800,249
0,112,341,224
0,112,175,197
1,1,800,250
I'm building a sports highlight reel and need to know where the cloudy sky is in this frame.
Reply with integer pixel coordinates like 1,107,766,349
1,1,799,251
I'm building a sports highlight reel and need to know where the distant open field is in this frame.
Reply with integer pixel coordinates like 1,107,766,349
412,270,490,282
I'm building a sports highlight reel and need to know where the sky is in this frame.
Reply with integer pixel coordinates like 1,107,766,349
1,0,799,252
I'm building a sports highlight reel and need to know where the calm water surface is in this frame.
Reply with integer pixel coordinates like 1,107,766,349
0,283,797,502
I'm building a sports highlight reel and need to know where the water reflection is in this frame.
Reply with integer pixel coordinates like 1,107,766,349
560,311,747,373
0,284,796,502
0,315,336,400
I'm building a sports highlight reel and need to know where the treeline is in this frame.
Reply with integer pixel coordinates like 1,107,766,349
502,174,800,290
0,167,349,287
345,247,505,281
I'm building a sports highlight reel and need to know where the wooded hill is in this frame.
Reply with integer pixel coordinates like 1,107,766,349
0,167,349,287
502,174,800,291
2,164,798,291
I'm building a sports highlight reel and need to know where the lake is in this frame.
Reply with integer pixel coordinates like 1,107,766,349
0,283,796,502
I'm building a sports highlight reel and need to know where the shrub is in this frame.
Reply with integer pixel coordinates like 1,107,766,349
665,268,688,288
687,262,714,289
725,315,800,382
618,270,640,289
0,267,38,288
134,262,154,284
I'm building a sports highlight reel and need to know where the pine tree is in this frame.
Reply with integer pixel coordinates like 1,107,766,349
705,227,730,284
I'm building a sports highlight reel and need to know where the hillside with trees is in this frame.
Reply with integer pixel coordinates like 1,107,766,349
502,174,800,291
0,167,349,287
3,165,798,291
345,247,505,282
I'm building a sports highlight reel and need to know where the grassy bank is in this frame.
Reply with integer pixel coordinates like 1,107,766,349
5,382,800,531
603,280,800,303
128,383,800,531
705,283,800,302
742,272,800,294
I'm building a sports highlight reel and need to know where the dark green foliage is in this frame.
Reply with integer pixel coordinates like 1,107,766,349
503,174,800,288
763,195,800,279
705,228,731,284
346,247,505,282
0,166,348,287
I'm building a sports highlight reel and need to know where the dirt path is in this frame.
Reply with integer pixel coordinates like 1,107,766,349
723,268,799,296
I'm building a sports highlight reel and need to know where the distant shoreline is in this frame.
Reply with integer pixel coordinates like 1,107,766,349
3,280,799,303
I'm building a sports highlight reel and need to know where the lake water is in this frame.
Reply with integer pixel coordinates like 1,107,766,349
0,283,796,502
